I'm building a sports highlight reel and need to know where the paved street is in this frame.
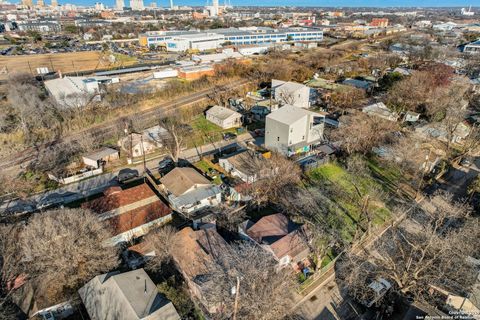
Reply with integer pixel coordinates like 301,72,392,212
0,132,255,212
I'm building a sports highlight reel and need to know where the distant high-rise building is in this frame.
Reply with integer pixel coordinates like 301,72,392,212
169,0,173,9
22,0,33,8
115,0,124,10
149,1,156,7
51,0,58,7
94,2,104,10
130,0,143,10
37,0,44,7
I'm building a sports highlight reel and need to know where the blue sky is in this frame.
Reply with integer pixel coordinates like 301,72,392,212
42,0,480,8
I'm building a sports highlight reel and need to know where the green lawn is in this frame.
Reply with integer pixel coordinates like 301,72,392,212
187,115,239,149
193,159,223,185
306,162,392,243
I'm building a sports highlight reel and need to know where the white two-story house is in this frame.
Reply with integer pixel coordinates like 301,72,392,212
265,104,325,157
271,79,315,109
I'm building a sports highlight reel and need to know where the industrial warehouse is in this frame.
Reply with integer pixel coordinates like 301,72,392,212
139,26,324,51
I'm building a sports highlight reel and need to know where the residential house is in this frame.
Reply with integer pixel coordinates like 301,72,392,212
464,39,480,53
219,149,275,183
271,79,315,109
118,125,168,158
44,76,102,108
205,105,243,129
82,184,173,245
432,22,458,31
82,147,119,168
362,102,398,121
342,78,374,92
170,227,228,314
415,121,472,144
265,104,325,156
403,111,421,123
13,279,75,320
239,213,310,269
392,67,413,76
250,99,279,120
159,167,222,214
79,269,180,320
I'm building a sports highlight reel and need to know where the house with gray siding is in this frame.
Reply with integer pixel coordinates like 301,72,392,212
264,104,325,156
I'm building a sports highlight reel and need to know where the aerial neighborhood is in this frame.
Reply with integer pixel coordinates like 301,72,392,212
0,2,479,320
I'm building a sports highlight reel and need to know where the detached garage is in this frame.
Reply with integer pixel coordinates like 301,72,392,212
205,105,242,129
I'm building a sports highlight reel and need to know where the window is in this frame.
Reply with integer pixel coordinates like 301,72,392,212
290,128,293,133
302,135,305,140
277,137,280,141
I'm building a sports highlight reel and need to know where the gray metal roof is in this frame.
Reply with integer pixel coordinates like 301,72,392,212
79,269,180,320
96,66,152,76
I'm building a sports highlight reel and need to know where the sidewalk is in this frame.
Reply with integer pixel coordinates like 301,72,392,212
1,132,255,211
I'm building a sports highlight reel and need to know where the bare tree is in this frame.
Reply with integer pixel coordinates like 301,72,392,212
331,111,399,155
157,114,188,163
206,241,296,320
144,225,177,270
19,208,119,304
7,74,60,142
337,192,477,306
243,152,302,206
344,155,387,237
329,87,367,112
0,225,23,320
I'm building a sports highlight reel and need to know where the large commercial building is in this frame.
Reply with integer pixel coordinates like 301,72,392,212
165,33,226,52
139,26,323,51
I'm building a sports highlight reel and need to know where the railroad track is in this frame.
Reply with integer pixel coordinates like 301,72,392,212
0,78,251,171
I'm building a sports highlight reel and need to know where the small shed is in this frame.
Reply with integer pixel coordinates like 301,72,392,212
82,147,119,168
206,105,242,129
404,111,420,123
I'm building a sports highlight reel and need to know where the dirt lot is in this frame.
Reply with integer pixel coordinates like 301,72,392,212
0,51,136,80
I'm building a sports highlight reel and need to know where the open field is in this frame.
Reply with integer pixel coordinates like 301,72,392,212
0,51,138,80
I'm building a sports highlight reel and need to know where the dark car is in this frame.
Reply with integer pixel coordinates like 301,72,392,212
223,132,237,141
118,168,139,183
159,157,174,169
159,157,175,175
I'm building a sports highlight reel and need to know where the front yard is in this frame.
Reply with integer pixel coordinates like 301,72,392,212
187,115,240,149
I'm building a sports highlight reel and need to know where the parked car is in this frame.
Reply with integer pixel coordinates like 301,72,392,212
158,157,175,175
118,168,139,183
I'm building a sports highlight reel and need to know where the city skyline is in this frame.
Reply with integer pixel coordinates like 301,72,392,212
13,0,480,8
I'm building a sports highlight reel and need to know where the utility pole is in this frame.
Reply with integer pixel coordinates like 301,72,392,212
232,276,241,320
415,149,432,199
125,121,133,164
140,134,146,173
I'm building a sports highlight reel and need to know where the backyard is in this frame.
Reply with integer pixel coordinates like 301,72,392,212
187,115,242,149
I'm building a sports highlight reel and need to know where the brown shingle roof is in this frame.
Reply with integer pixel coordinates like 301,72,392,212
246,213,309,260
171,227,228,280
82,184,172,236
160,167,211,197
82,184,157,213
246,213,291,243
107,201,171,235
